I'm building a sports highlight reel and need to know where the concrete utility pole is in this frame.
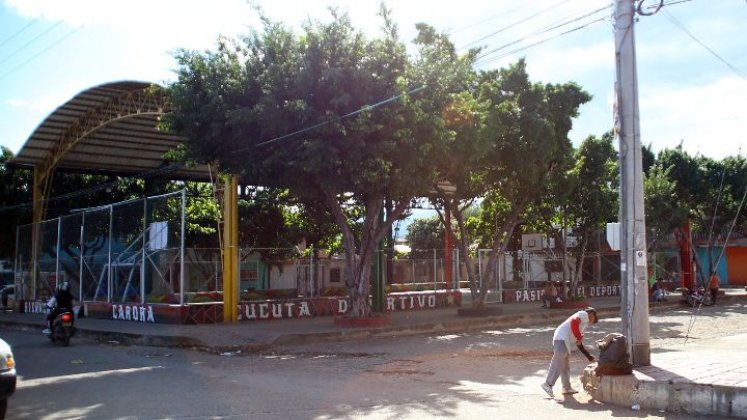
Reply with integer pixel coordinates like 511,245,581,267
614,0,651,366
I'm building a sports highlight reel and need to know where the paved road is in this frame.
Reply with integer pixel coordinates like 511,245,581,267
2,303,743,419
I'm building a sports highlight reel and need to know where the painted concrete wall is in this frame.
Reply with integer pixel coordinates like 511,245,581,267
694,246,729,284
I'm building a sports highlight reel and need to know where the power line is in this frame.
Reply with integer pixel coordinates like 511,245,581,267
477,5,611,62
636,0,664,16
0,26,83,81
254,4,612,149
449,0,542,36
0,21,63,66
661,8,747,80
474,4,611,64
459,0,569,50
0,17,40,48
1,2,617,213
253,85,427,148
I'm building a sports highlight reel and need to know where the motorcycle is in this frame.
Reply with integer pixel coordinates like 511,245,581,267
681,286,713,308
47,310,76,346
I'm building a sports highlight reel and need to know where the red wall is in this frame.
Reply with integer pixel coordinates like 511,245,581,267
726,247,747,285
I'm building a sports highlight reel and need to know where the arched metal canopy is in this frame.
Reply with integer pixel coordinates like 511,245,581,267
10,80,240,322
10,80,213,226
11,80,209,181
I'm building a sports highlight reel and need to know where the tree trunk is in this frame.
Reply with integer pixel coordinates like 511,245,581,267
322,187,410,318
348,261,372,318
437,200,480,308
569,237,588,300
473,206,522,309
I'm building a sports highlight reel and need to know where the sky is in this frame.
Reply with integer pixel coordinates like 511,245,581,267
0,0,745,162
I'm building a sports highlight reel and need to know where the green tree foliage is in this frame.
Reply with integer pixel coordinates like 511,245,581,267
651,145,747,284
166,8,472,317
0,147,149,260
641,143,655,174
0,147,32,259
644,163,687,250
432,59,591,308
563,132,618,293
405,217,444,258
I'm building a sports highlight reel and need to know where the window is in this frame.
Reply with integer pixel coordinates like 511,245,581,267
329,268,341,283
240,269,258,281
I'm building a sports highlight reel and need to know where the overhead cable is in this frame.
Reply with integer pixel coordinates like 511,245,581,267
254,85,427,148
459,0,569,50
450,0,541,36
1,2,620,212
476,16,608,67
0,26,83,81
0,21,63,66
474,4,612,64
0,18,40,48
661,8,747,80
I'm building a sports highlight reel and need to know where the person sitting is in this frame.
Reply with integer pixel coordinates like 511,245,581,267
541,281,559,308
651,277,667,302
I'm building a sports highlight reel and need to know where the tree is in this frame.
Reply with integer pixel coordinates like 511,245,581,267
432,60,591,309
0,147,147,263
0,147,32,260
563,133,618,296
655,146,747,284
166,9,473,317
644,162,687,250
406,217,444,259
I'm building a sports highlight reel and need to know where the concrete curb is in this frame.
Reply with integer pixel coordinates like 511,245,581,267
1,294,744,353
578,294,747,417
223,293,747,349
582,364,747,417
0,319,205,348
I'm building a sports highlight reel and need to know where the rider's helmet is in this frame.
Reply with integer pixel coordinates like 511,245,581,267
60,281,70,292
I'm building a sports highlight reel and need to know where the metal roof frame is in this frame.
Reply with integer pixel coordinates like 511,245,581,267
11,80,209,181
9,80,211,223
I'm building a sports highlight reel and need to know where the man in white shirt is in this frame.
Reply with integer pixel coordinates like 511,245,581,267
541,307,598,398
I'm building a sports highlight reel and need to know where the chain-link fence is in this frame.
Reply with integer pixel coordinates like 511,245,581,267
15,191,192,304
18,195,682,305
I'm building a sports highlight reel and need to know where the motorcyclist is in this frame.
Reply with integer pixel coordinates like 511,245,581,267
43,282,74,334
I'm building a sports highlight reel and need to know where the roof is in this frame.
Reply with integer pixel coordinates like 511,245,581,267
9,80,211,181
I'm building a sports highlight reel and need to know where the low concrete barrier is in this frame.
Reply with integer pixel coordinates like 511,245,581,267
582,359,747,417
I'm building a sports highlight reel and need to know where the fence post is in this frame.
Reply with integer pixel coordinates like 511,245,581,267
478,250,484,290
454,248,460,290
141,197,148,304
498,254,503,303
433,249,437,291
14,225,20,300
55,217,61,290
108,205,113,303
80,212,85,301
179,190,186,305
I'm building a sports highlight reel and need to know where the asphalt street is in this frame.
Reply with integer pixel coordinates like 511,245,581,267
2,302,744,419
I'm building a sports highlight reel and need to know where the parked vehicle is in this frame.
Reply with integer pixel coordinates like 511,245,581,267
0,338,16,418
681,286,713,307
47,310,76,346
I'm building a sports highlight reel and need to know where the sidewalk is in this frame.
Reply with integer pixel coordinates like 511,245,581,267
0,290,744,351
0,294,629,351
581,289,747,417
2,289,747,416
